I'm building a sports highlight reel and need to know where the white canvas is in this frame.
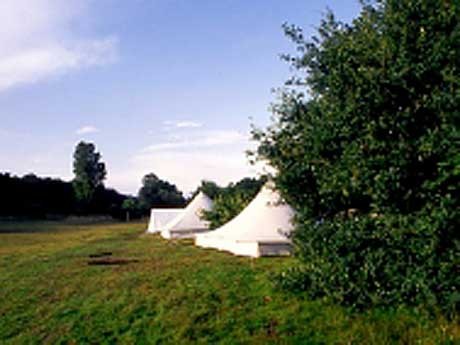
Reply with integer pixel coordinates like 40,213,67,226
146,208,184,233
195,183,294,257
161,191,214,239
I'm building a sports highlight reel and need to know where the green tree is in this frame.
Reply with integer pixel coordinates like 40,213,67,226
138,173,185,211
254,0,459,311
197,180,222,199
122,198,138,222
72,141,107,206
187,180,223,204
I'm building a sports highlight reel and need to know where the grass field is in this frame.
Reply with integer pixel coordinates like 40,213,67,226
0,221,458,344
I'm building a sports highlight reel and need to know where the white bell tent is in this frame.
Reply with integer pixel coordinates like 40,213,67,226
195,183,294,257
161,191,214,239
146,209,184,233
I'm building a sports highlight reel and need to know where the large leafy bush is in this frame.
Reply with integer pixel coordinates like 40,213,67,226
254,0,459,312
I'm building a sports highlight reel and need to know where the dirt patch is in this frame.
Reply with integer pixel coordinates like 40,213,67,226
87,257,139,266
88,251,113,258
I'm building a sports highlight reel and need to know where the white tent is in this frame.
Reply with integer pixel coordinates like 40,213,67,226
195,183,294,257
161,191,214,239
146,209,184,233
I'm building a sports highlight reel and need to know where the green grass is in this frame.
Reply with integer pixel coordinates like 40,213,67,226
0,221,458,344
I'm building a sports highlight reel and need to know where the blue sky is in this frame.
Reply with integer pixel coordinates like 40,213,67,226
0,0,361,194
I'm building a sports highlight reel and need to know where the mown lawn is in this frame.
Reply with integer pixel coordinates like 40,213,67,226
0,221,457,344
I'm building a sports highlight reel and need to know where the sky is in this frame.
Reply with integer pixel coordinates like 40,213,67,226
0,0,361,195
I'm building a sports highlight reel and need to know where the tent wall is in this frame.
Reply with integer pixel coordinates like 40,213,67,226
146,209,184,233
258,242,291,257
161,228,210,239
195,237,292,258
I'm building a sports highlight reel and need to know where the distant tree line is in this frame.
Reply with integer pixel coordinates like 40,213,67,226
1,140,262,222
0,173,126,219
1,141,186,220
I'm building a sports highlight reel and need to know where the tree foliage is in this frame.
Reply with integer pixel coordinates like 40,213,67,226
196,180,222,200
254,0,459,312
72,141,107,205
0,173,75,218
0,173,128,219
137,173,185,211
122,198,139,222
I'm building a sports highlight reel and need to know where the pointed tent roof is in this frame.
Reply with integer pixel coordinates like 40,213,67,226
161,191,213,239
195,183,294,257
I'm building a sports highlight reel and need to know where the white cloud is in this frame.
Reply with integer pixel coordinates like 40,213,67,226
108,150,258,195
107,129,261,194
144,130,248,152
0,0,118,92
175,121,202,128
161,120,203,130
76,125,99,135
